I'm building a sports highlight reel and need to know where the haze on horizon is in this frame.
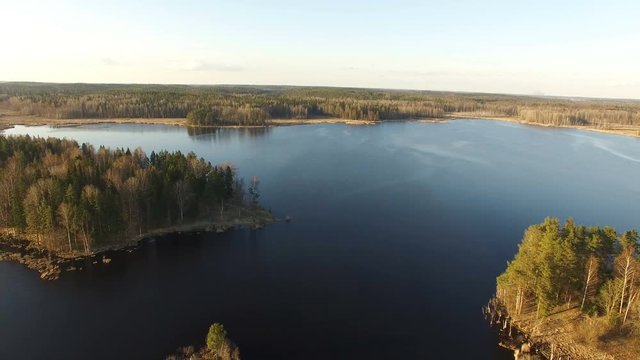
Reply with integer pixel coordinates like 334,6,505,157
2,0,639,99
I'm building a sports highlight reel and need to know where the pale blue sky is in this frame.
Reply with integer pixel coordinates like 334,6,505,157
2,0,639,98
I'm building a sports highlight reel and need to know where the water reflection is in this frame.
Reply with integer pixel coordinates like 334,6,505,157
186,126,270,142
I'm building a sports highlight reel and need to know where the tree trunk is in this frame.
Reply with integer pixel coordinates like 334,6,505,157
581,257,594,311
623,270,637,324
66,226,72,253
81,225,90,254
620,254,631,314
623,289,637,325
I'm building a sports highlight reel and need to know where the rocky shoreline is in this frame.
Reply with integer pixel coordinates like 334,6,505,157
484,298,546,360
0,208,278,281
484,297,616,360
0,237,66,280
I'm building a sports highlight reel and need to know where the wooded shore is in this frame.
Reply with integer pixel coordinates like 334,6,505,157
0,113,378,129
489,218,640,359
3,82,640,138
0,206,276,280
0,135,277,280
444,113,640,139
2,111,639,139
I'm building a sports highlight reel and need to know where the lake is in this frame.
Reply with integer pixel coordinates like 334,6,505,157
2,120,640,359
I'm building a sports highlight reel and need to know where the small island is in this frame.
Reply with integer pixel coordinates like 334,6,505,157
488,218,640,359
166,322,240,360
0,135,274,280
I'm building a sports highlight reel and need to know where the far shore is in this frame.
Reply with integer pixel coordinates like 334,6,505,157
2,112,639,139
0,113,377,129
444,113,640,139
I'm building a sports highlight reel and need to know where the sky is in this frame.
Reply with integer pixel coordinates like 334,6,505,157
1,0,639,99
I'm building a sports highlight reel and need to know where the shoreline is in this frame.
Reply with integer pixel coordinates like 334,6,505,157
444,113,640,139
0,113,378,130
485,297,617,360
268,118,377,126
2,112,639,139
0,207,277,280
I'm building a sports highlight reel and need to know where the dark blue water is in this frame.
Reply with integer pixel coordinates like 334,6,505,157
1,120,639,359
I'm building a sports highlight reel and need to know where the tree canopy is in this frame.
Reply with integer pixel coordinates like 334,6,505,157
497,218,639,324
0,135,247,254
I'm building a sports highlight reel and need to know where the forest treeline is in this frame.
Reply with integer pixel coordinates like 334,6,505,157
0,135,256,254
1,82,639,128
496,218,640,341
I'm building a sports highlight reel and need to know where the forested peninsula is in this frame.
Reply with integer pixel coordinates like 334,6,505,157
488,218,640,359
0,135,272,279
1,82,640,137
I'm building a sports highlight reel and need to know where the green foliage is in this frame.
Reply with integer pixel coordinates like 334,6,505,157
206,323,228,352
598,279,624,317
0,135,249,253
168,324,240,360
497,218,639,320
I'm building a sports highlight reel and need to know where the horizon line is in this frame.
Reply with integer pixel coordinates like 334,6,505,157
1,80,639,102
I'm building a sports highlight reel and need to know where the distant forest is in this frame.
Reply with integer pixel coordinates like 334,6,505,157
1,82,639,128
0,135,251,254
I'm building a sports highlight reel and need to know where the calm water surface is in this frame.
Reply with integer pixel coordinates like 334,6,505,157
2,120,640,359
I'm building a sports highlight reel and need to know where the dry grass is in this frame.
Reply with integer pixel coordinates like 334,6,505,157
512,306,640,359
580,320,640,359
